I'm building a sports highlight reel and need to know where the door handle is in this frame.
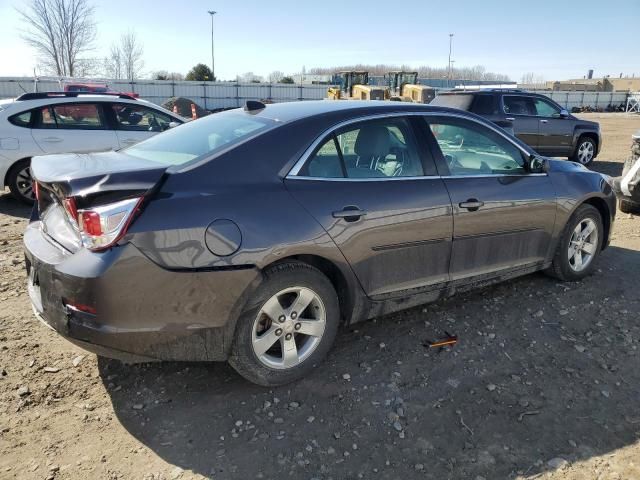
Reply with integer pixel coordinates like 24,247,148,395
42,137,62,142
122,138,138,143
505,117,515,121
540,119,548,124
459,199,485,212
332,206,367,222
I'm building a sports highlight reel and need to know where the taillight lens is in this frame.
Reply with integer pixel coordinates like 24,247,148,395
77,197,142,251
63,197,78,224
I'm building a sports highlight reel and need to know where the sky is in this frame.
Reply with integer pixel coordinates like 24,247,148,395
0,0,638,82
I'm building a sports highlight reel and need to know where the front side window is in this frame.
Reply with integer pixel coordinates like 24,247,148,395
503,95,535,116
111,104,176,132
533,98,561,118
50,103,105,129
302,118,425,179
427,118,526,176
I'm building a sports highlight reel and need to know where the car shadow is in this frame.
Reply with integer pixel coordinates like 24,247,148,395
0,191,31,219
590,159,625,177
99,245,640,479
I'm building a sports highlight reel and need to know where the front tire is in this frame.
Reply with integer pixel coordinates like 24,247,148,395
571,137,596,166
229,261,340,386
7,159,35,204
547,204,603,281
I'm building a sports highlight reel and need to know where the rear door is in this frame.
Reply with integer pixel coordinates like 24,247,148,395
532,97,574,156
30,102,118,154
501,95,540,150
108,103,177,148
422,115,557,281
285,115,453,298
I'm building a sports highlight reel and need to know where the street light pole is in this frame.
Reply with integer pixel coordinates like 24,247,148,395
208,10,217,81
448,33,454,88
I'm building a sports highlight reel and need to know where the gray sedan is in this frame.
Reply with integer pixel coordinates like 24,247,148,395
23,101,616,385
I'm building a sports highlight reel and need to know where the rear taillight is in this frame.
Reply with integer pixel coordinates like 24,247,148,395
77,197,142,251
63,197,78,224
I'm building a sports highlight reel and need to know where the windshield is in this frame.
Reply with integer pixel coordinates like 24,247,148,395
431,94,474,110
124,110,275,166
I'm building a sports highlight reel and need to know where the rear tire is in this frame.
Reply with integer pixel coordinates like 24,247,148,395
546,204,603,281
570,137,596,166
229,261,340,386
7,159,35,204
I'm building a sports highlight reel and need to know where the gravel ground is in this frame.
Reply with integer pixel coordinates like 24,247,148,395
1,113,639,480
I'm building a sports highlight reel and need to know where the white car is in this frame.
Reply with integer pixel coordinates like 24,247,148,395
0,92,186,203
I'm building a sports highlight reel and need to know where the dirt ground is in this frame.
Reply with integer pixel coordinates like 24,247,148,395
1,113,640,480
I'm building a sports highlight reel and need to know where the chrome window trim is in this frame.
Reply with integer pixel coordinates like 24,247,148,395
286,111,533,179
287,172,548,182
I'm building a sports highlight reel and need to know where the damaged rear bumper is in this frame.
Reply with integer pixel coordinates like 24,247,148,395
23,222,261,363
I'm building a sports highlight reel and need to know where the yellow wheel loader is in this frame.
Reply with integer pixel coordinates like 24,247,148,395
385,71,436,104
327,71,387,100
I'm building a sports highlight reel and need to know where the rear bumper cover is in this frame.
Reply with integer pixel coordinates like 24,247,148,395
23,222,261,362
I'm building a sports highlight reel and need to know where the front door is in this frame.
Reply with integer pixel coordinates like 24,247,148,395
108,103,175,149
531,97,574,156
423,115,557,281
501,94,540,151
285,116,453,298
30,103,118,154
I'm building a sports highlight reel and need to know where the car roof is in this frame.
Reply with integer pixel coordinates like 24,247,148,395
0,94,181,118
240,100,464,124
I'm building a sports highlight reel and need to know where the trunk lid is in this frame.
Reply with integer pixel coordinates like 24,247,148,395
31,151,168,252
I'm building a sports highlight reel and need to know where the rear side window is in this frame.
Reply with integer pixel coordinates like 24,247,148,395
470,95,497,115
51,103,105,129
430,94,474,110
124,111,273,166
111,103,176,132
503,96,535,116
8,110,32,128
302,118,427,179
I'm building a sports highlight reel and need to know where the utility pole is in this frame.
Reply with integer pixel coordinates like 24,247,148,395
448,33,454,88
208,10,217,81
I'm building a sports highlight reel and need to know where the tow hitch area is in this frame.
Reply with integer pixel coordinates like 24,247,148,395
424,332,458,350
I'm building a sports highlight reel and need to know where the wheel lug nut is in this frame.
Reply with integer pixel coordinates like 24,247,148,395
275,329,283,336
278,315,285,323
285,333,292,340
291,311,298,320
295,323,301,330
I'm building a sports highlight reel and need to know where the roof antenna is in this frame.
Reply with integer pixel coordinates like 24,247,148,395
244,100,266,113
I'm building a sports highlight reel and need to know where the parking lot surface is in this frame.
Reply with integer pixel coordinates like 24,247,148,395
1,113,639,480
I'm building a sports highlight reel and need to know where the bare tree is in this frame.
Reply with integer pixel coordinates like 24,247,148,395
18,0,96,77
120,30,144,81
268,70,284,83
103,44,123,79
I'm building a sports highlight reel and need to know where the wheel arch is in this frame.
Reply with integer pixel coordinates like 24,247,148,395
262,254,357,325
580,196,611,250
4,156,32,187
573,131,600,156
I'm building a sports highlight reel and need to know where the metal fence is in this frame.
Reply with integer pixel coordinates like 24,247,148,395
0,77,631,111
528,90,629,110
0,77,329,110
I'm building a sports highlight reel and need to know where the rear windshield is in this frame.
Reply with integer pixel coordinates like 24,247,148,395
430,94,474,110
124,110,275,166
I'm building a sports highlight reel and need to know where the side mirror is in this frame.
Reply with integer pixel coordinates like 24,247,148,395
168,121,180,129
559,109,570,118
528,155,548,173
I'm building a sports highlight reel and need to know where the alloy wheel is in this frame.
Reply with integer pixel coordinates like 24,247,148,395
251,287,326,370
577,141,595,165
15,166,35,201
567,218,598,272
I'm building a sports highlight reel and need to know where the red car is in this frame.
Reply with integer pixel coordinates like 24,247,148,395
64,83,139,98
